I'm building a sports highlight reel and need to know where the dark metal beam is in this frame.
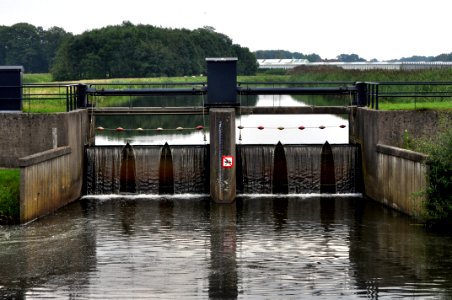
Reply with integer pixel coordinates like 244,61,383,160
239,106,350,115
89,106,350,116
237,87,356,95
87,87,207,96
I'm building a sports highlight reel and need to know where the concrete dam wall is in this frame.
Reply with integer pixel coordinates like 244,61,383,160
0,110,89,223
350,108,451,219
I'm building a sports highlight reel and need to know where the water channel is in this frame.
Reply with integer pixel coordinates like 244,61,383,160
1,196,452,298
1,94,451,298
93,94,350,145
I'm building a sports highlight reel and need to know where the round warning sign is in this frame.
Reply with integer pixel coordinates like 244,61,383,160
222,155,234,168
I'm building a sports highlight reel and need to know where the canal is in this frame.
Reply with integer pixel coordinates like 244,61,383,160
1,94,451,298
93,94,350,145
1,196,452,298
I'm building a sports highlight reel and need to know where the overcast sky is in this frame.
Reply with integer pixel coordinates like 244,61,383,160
1,0,451,61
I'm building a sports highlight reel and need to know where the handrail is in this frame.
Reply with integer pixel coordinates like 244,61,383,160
19,81,452,112
363,81,452,109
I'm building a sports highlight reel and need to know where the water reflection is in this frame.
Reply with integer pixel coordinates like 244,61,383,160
94,95,349,145
0,196,451,298
209,203,238,299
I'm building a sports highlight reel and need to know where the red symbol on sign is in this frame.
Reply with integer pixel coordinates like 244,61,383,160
222,155,234,168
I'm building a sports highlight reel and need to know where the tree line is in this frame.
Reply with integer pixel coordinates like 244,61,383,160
3,22,452,79
254,50,366,62
0,23,70,73
254,50,323,62
0,22,257,80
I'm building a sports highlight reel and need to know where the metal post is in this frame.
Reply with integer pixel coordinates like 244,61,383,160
66,86,70,112
206,58,238,204
77,84,88,108
375,84,379,110
371,85,375,109
355,82,367,107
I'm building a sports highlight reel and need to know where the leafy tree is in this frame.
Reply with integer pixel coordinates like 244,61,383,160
434,53,452,61
305,53,322,62
234,45,258,75
0,26,6,65
41,26,72,68
336,53,366,62
254,50,323,62
51,23,257,80
0,23,70,73
4,23,46,72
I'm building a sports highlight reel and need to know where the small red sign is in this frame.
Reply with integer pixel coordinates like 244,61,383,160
222,155,234,168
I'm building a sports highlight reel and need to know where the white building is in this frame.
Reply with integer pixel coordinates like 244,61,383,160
257,59,452,70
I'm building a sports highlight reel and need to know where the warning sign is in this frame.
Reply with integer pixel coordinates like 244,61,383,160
222,155,234,169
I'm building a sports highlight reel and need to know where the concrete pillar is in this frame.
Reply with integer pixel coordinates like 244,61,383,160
52,128,58,149
209,108,236,203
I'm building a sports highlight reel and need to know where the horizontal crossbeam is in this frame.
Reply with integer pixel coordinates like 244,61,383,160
88,106,351,115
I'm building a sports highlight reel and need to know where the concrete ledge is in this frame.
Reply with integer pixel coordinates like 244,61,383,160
19,146,72,167
376,144,428,163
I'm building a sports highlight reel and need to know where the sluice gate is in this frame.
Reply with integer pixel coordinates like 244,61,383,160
85,143,362,196
84,58,365,202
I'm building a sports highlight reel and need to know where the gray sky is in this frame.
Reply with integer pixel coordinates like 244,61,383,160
1,0,451,61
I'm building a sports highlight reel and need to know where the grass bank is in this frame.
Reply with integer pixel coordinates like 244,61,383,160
287,67,452,110
0,169,20,224
23,73,53,84
378,101,452,111
21,70,452,112
288,65,452,82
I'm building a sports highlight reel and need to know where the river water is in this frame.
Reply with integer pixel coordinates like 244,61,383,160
1,195,452,299
93,95,350,145
1,94,451,298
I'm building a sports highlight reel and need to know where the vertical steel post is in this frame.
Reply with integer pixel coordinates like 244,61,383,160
77,84,88,108
66,86,70,112
375,84,379,110
355,82,367,107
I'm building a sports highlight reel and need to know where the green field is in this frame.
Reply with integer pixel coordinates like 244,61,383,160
21,69,452,112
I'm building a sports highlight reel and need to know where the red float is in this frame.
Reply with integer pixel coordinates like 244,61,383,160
196,125,204,130
319,125,326,129
116,127,125,132
298,126,305,130
339,124,346,128
257,126,264,130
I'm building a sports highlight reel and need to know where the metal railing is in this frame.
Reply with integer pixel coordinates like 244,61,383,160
22,83,80,112
364,82,452,109
17,81,452,112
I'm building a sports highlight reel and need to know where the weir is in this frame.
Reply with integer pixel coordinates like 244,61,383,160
79,58,366,203
85,143,362,196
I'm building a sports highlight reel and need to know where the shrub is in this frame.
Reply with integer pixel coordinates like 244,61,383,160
414,118,452,229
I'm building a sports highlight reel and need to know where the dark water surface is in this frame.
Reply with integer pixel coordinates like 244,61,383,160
1,196,451,299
